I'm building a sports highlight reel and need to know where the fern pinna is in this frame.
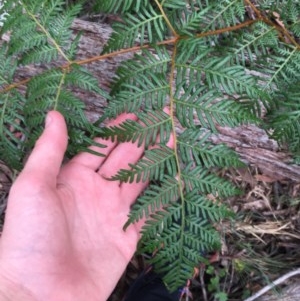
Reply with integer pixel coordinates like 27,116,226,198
1,0,300,291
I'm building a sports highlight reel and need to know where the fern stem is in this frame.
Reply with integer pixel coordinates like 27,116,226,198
244,0,262,19
53,70,67,110
265,19,300,48
21,2,72,64
244,0,300,48
245,0,300,48
153,0,178,37
196,19,259,39
0,78,30,94
264,46,298,89
169,41,186,262
72,38,177,67
0,93,9,138
0,38,177,94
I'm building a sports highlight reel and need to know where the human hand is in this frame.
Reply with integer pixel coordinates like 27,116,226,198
0,111,163,301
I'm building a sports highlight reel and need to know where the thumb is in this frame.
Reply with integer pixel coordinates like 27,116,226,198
23,110,68,179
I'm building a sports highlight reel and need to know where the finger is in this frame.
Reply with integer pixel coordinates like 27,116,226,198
69,113,137,170
98,139,145,180
22,111,68,180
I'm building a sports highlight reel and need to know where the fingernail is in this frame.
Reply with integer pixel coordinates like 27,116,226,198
45,112,53,128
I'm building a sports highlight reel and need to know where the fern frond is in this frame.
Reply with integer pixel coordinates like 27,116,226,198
101,110,172,147
139,191,228,292
103,73,170,118
291,22,300,38
124,175,179,227
110,46,171,94
95,0,148,13
0,46,16,87
170,7,209,36
161,0,186,9
103,5,165,52
0,48,27,169
268,85,300,154
64,65,103,93
0,91,27,170
178,128,245,168
176,51,264,103
110,145,176,183
2,1,81,63
185,192,233,222
182,165,241,197
229,22,278,65
264,45,300,89
174,84,258,131
280,0,300,38
202,0,245,31
140,204,181,243
154,256,196,292
3,0,300,293
23,66,103,155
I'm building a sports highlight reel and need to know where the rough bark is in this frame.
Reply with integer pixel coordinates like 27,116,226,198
1,18,300,182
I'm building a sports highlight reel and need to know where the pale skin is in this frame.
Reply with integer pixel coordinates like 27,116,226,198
0,111,172,301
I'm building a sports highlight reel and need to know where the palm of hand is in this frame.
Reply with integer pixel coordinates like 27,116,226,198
0,112,146,301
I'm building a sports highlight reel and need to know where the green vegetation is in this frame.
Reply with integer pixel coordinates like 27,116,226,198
1,0,299,291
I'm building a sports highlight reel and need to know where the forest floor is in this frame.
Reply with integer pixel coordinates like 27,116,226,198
1,158,300,301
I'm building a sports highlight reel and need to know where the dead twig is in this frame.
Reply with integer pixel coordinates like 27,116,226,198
243,268,300,301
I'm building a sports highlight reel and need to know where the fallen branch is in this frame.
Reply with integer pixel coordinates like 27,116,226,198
244,268,300,301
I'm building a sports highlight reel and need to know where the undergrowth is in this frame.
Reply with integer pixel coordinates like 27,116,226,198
0,0,299,292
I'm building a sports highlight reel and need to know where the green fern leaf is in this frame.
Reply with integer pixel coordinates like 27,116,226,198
0,48,27,169
171,8,210,36
281,0,300,38
139,191,228,292
268,85,300,154
3,0,300,292
185,192,233,222
64,65,104,93
182,165,241,197
110,145,177,183
264,45,300,89
178,128,245,168
202,0,245,31
229,22,278,65
101,110,172,147
176,50,264,103
103,73,170,118
140,204,181,243
0,91,27,170
95,0,148,13
2,1,81,63
110,46,171,94
174,84,258,131
103,5,165,52
124,175,179,227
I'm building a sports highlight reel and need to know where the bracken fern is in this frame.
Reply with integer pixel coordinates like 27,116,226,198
0,0,299,291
